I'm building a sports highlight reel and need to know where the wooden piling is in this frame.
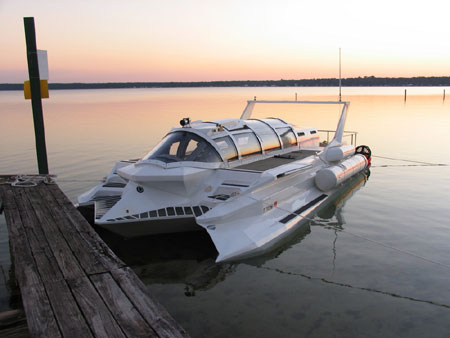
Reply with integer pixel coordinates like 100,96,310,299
404,89,407,102
24,17,49,175
0,175,189,338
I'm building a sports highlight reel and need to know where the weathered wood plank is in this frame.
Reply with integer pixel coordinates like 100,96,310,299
0,179,190,338
14,189,53,261
0,189,40,287
11,187,105,337
90,273,158,338
0,187,61,338
30,187,109,276
111,267,190,338
68,276,126,338
13,187,84,281
45,280,94,338
32,249,63,283
45,185,126,272
19,276,62,338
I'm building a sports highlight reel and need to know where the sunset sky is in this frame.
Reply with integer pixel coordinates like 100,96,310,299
1,0,450,83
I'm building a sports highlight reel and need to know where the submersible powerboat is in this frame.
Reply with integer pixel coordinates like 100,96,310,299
78,100,371,262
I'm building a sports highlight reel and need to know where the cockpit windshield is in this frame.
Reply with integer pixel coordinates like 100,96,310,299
143,131,222,163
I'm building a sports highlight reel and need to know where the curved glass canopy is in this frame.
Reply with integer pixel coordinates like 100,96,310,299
144,131,222,163
144,118,298,165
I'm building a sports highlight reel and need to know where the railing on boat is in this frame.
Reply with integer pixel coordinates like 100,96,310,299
318,130,358,146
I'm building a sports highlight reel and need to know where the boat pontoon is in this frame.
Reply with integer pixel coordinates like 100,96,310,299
78,100,371,262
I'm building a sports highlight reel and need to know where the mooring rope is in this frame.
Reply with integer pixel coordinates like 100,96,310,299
259,265,450,310
371,155,449,168
7,175,57,187
339,228,450,270
271,200,450,272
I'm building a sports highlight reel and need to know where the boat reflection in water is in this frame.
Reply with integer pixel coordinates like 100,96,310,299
98,169,370,294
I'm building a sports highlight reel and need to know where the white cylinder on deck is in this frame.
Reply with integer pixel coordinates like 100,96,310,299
325,145,355,162
315,154,368,191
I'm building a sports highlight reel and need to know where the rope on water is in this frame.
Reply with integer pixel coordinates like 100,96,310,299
271,201,450,271
340,228,450,270
371,155,448,168
259,265,450,310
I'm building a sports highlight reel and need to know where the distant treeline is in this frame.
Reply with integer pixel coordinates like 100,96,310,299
1,76,450,91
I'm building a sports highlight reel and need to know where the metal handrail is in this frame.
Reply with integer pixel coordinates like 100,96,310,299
318,129,358,146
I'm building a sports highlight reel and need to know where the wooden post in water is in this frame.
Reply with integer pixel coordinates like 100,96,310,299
404,89,407,102
444,89,446,101
24,17,49,175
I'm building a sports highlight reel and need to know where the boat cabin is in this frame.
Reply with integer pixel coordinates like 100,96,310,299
142,118,319,168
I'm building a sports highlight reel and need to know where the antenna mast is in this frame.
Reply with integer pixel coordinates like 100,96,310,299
339,47,342,102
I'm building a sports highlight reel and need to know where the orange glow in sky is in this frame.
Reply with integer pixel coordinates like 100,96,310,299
1,0,450,83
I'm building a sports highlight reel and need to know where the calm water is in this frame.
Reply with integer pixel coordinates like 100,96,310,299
1,87,450,337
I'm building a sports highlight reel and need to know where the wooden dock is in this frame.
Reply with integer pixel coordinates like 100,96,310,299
0,175,189,338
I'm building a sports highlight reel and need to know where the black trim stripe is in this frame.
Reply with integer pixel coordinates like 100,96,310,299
221,182,250,188
279,213,297,224
279,194,328,224
102,182,126,188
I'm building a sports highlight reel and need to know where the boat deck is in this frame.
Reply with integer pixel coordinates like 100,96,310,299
236,149,319,171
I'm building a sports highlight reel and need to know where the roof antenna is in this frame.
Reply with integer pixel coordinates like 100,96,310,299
338,47,342,102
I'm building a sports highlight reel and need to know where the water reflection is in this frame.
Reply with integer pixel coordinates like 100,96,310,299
99,170,370,295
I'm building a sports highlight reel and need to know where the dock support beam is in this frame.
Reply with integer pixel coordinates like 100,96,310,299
24,17,49,175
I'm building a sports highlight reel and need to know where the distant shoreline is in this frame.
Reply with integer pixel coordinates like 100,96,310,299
1,76,450,91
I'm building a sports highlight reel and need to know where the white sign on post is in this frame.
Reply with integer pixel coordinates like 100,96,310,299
37,50,49,80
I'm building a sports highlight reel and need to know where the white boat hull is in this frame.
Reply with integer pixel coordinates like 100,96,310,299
77,99,371,263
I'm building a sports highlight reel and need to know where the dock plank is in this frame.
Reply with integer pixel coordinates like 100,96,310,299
46,184,126,272
1,186,61,337
111,267,190,338
68,276,126,338
0,177,190,338
45,280,94,338
91,272,158,338
14,187,85,280
20,280,62,338
30,186,110,275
